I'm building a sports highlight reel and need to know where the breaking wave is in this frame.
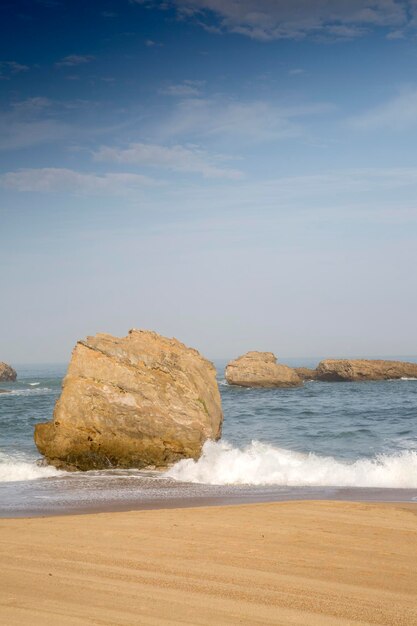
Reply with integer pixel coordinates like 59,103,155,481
0,453,62,483
164,440,417,488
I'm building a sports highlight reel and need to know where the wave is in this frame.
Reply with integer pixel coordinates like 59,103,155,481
0,387,52,397
28,382,40,386
0,454,62,483
164,440,417,488
400,377,417,381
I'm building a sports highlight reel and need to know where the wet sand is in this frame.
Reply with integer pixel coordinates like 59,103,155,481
0,500,416,625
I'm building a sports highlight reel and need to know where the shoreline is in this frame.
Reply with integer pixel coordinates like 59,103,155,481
1,500,416,625
1,484,417,519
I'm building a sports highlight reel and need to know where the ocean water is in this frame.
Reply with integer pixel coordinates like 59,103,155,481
1,360,417,516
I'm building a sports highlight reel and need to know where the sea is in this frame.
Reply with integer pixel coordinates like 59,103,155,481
1,359,417,517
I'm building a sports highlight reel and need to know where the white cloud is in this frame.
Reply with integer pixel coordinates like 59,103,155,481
157,97,332,143
0,97,101,150
94,142,243,179
349,87,417,130
157,166,417,224
11,97,53,112
55,54,95,68
0,168,156,194
170,0,412,40
0,118,70,151
159,80,204,97
0,61,29,79
0,98,71,150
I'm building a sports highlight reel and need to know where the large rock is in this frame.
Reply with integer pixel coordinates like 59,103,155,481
294,367,318,381
225,352,302,388
0,362,16,382
34,330,223,471
316,359,417,382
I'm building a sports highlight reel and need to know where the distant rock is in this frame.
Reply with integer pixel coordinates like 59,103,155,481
34,330,223,471
225,352,302,388
0,389,10,394
294,367,318,381
316,359,417,382
0,362,17,382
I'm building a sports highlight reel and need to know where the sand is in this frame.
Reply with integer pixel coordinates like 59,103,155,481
0,501,416,625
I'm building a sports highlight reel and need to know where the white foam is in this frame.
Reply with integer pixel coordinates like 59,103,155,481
0,453,62,483
29,382,40,386
164,440,417,488
400,377,417,381
0,387,52,397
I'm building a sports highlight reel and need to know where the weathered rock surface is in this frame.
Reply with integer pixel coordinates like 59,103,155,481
225,352,302,388
34,330,223,471
294,367,318,381
316,359,417,382
0,362,17,382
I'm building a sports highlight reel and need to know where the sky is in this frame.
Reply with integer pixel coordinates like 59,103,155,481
1,0,417,363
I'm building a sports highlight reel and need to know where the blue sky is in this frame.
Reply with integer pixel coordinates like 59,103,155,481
1,0,417,362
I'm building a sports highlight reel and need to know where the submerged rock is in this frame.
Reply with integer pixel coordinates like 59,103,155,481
34,329,223,471
316,359,417,382
0,362,17,382
294,367,318,381
225,352,302,388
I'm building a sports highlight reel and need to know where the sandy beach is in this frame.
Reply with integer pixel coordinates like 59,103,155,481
0,501,416,625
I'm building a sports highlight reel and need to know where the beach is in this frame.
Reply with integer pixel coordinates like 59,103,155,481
1,500,416,625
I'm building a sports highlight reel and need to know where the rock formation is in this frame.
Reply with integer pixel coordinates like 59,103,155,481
316,359,417,382
225,352,302,388
0,362,17,382
34,330,223,471
294,367,318,381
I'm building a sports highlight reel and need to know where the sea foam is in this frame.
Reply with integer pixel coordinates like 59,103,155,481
0,453,62,483
164,440,417,488
0,387,52,397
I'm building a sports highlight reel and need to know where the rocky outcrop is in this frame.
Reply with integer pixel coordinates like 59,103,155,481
0,362,16,382
316,359,417,382
34,330,223,471
225,352,302,388
294,367,318,381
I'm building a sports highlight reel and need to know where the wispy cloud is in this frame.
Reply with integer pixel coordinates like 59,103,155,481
157,97,332,143
0,61,29,79
0,168,156,194
11,97,53,112
168,0,413,41
55,54,95,68
349,87,417,130
94,142,243,179
0,97,97,151
159,80,205,97
0,99,69,150
2,166,417,220
156,166,417,224
145,39,163,47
